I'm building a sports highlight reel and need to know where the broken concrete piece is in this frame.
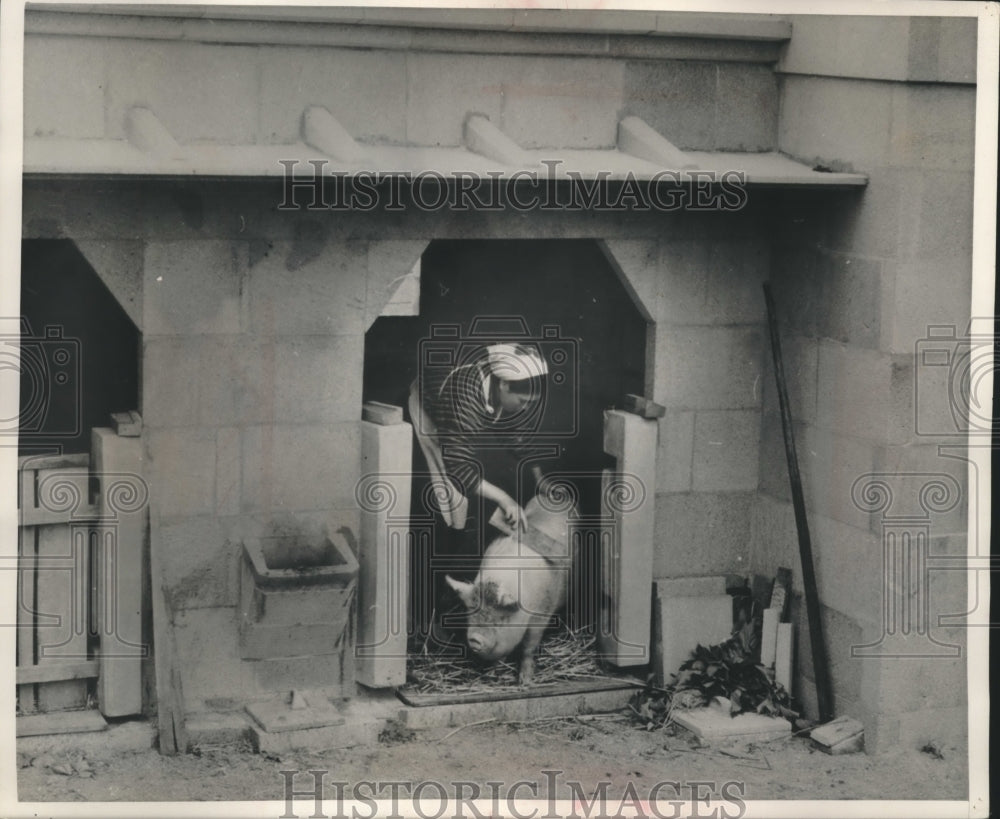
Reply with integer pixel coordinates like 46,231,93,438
810,716,865,755
246,693,345,734
673,698,791,743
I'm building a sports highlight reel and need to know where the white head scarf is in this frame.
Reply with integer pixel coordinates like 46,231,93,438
485,344,549,381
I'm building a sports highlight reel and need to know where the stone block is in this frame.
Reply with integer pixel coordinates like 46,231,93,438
820,254,883,349
601,239,661,320
654,588,733,683
779,16,912,82
500,57,623,149
653,327,764,410
654,575,728,597
653,492,753,577
934,18,978,84
105,40,259,144
888,84,976,171
815,341,896,440
366,240,427,327
757,411,795,505
157,516,238,610
790,597,868,717
216,427,242,516
900,170,975,263
655,410,694,493
714,64,777,152
248,238,366,336
621,60,716,150
822,167,921,260
655,240,710,323
797,424,879,532
259,47,406,144
808,513,883,626
249,652,349,693
241,423,361,513
251,717,379,754
873,445,968,537
24,35,106,139
692,410,760,492
747,494,798,579
73,240,144,331
673,700,790,743
779,76,893,170
172,607,258,708
146,429,217,519
705,238,769,324
405,53,506,146
195,338,271,427
885,259,974,357
143,241,246,336
760,333,819,427
272,335,364,423
141,338,202,427
767,242,826,339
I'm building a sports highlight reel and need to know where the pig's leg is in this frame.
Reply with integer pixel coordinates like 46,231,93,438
518,623,545,685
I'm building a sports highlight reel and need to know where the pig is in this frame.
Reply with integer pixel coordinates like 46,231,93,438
444,496,577,685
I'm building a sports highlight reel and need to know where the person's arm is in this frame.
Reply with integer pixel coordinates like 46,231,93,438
476,478,527,532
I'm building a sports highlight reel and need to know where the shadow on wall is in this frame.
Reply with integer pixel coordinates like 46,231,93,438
18,240,140,456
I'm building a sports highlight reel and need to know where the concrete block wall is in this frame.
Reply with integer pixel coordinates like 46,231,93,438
23,30,779,153
605,223,769,581
23,175,772,706
749,16,976,751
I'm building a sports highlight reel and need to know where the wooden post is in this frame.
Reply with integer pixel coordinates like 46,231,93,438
92,426,146,718
598,409,658,667
356,404,412,688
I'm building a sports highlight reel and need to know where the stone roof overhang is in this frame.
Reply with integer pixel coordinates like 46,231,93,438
24,110,867,188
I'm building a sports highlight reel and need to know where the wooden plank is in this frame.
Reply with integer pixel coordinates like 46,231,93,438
356,420,411,689
775,623,793,692
598,410,657,667
20,465,96,526
760,607,779,668
17,659,99,685
149,514,187,753
35,524,89,712
18,453,90,472
92,427,145,718
396,677,640,708
16,709,107,737
17,524,38,714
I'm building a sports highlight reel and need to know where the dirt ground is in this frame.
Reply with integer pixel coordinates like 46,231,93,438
17,712,968,808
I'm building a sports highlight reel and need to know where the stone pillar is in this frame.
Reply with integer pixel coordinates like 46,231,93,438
355,403,412,688
92,425,148,718
598,409,658,667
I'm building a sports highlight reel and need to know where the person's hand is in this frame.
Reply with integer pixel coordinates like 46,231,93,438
498,495,528,533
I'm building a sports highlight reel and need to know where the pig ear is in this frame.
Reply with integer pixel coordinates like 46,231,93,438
445,575,479,609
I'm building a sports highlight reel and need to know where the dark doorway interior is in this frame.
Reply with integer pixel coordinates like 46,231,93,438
364,239,647,640
365,239,647,515
18,240,140,456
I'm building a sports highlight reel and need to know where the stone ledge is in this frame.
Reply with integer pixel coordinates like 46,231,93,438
26,8,788,62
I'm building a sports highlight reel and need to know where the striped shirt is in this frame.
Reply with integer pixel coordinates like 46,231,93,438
419,349,539,496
